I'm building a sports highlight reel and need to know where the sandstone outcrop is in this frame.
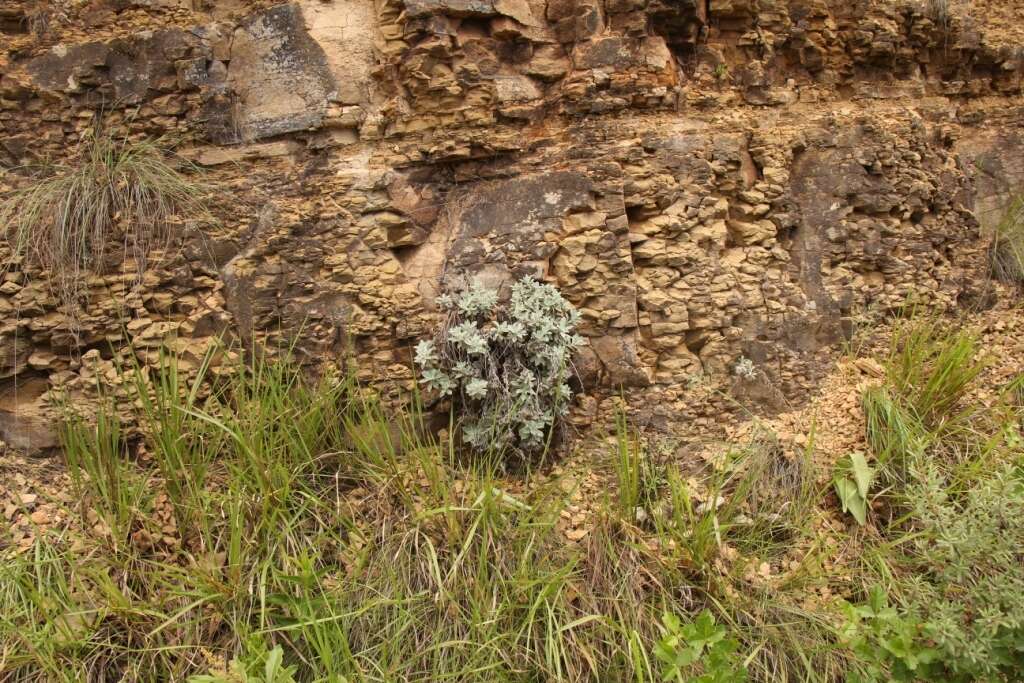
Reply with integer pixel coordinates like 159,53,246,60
0,0,1020,450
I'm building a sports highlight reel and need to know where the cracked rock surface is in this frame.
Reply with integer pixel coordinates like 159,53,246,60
0,0,1021,450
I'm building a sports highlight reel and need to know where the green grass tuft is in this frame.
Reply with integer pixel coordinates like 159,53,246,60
883,316,985,429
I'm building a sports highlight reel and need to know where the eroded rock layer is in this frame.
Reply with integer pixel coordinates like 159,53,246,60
1,0,1021,448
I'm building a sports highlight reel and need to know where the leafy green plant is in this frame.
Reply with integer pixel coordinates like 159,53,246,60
415,276,583,465
655,610,747,683
0,123,208,313
899,461,1024,680
833,451,874,525
839,587,938,683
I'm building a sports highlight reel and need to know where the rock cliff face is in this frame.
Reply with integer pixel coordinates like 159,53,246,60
1,0,1021,448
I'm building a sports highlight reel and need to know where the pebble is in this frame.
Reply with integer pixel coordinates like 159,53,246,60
29,509,49,525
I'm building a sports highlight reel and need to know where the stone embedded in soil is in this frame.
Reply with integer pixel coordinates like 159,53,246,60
29,509,49,525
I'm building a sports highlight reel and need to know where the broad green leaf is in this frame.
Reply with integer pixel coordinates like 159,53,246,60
662,612,681,632
849,451,874,499
265,644,284,680
834,476,868,524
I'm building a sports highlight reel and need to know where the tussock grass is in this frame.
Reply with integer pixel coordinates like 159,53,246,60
0,125,208,314
60,401,148,551
991,195,1024,285
865,315,998,499
612,408,663,520
863,385,928,488
130,345,222,550
883,316,985,429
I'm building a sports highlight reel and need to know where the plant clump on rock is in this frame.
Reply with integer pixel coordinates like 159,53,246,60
0,124,208,312
415,276,584,465
991,194,1024,285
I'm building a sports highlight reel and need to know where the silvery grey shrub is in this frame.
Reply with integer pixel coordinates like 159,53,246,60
415,276,584,464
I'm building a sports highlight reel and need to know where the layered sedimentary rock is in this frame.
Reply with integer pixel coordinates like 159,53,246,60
0,0,1020,449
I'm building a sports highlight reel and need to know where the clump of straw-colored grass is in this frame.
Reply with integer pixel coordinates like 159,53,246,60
991,195,1024,285
0,124,208,312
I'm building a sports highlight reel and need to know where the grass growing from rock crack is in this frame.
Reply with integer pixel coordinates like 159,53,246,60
0,125,208,316
991,194,1024,285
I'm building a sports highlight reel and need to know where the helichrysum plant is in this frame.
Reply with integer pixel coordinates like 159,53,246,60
415,276,583,465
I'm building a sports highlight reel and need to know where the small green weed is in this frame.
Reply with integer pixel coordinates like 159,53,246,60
655,610,747,683
190,642,297,683
839,587,939,683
